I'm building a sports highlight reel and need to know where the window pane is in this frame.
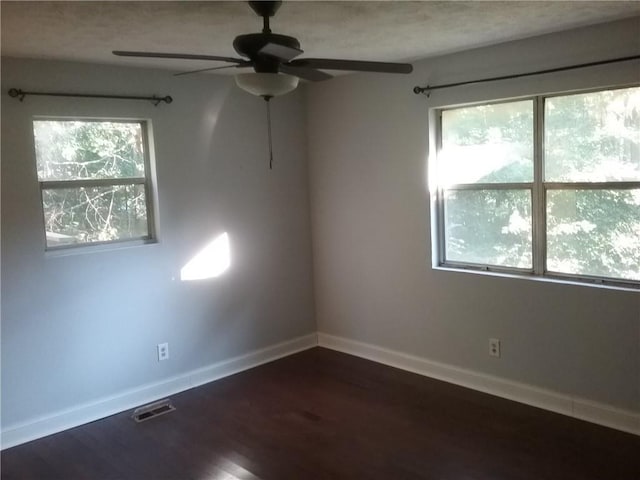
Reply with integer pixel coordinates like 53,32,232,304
545,87,640,182
42,185,149,248
440,101,533,185
444,189,532,268
547,189,640,281
33,121,146,181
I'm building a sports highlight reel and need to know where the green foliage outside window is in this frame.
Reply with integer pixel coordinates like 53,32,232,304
438,87,640,283
33,120,151,248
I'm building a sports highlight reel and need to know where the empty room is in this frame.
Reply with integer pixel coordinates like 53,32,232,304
1,1,639,479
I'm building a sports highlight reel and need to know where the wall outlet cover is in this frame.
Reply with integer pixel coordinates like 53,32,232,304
489,338,501,358
157,343,169,361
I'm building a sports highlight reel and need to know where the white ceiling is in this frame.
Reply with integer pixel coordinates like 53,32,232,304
2,1,639,75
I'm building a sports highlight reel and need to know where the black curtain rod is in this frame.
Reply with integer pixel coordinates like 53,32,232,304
413,55,640,96
8,88,173,105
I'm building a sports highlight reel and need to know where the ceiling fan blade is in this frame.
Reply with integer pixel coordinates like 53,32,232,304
174,62,253,77
113,51,245,64
280,64,333,82
288,58,413,74
258,42,303,61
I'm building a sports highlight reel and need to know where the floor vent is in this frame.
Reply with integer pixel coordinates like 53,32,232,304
132,398,175,423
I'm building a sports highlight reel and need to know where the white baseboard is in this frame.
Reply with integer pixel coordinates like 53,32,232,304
3,331,636,449
1,333,318,450
318,332,640,436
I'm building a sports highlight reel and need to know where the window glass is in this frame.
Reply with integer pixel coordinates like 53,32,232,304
545,87,640,182
42,185,149,247
33,120,146,181
444,189,532,268
547,189,640,281
440,100,534,185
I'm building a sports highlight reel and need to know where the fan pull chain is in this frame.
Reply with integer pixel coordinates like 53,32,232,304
265,96,274,170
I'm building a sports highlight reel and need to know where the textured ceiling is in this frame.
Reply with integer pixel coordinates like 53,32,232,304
2,1,639,75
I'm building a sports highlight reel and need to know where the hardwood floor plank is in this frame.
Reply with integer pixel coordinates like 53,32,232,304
2,347,639,479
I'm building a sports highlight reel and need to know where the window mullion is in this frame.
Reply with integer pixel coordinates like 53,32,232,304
141,122,157,241
40,178,145,189
545,181,640,190
532,96,546,276
445,182,533,191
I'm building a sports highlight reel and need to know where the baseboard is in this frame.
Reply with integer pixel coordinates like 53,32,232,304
1,333,318,450
4,331,636,449
317,332,640,436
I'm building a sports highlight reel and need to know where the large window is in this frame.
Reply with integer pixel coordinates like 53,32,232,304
32,119,155,249
435,86,640,287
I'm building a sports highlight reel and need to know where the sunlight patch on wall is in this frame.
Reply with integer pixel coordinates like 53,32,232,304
181,232,231,281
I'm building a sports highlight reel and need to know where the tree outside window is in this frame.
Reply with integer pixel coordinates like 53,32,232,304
436,86,640,285
32,119,155,249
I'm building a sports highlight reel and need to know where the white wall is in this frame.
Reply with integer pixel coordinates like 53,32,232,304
1,58,316,429
306,18,640,412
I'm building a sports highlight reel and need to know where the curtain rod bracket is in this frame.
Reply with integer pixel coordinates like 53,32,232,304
8,88,26,101
413,86,430,97
151,95,173,106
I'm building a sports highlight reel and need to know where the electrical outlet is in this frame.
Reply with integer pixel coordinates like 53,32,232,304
157,343,169,361
489,338,501,357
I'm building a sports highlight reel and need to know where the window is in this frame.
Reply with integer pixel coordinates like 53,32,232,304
435,86,640,287
32,119,155,249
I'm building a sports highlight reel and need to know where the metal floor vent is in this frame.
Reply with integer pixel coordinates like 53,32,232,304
132,398,175,423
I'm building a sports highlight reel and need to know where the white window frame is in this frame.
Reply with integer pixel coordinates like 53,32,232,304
433,85,640,289
34,117,157,251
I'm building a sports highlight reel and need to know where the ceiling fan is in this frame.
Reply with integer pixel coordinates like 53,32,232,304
113,0,413,99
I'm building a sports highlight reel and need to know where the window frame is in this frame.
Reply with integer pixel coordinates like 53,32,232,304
433,85,640,289
33,117,157,251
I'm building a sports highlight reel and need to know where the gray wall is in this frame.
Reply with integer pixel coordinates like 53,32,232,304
306,18,640,411
2,16,639,433
1,58,316,427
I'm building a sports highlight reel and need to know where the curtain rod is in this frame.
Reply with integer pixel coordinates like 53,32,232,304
413,54,640,97
8,88,173,105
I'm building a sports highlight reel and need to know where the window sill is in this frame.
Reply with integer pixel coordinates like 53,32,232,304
45,238,158,258
433,265,640,292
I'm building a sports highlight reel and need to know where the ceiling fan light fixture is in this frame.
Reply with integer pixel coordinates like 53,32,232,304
235,72,299,98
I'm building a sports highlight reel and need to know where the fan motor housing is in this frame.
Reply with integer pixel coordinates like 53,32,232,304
233,33,300,72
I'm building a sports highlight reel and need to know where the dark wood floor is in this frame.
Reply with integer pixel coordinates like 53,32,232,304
2,347,639,480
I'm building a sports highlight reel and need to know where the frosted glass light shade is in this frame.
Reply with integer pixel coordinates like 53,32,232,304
235,73,299,97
